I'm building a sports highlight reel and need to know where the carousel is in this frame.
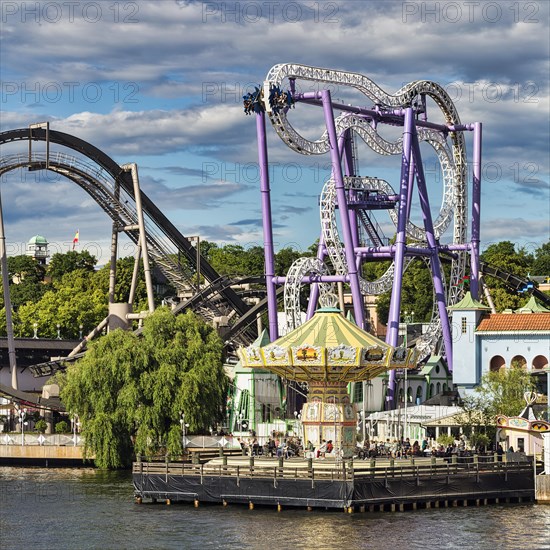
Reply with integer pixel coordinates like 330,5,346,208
238,305,417,456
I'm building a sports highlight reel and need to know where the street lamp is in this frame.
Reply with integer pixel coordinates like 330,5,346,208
19,408,27,446
401,311,414,441
79,324,83,340
180,412,189,456
73,414,80,447
33,322,38,339
56,323,61,340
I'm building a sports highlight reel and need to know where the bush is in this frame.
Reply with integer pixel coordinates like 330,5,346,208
55,420,70,434
437,434,454,447
34,419,48,433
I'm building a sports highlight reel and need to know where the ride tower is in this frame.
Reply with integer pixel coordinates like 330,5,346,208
244,64,483,407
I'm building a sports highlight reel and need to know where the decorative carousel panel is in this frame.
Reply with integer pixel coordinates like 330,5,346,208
361,346,390,367
262,345,290,366
327,345,358,365
343,427,356,446
406,348,419,369
305,425,320,445
343,403,355,421
303,401,321,422
292,345,324,366
239,346,265,367
323,403,342,422
389,347,410,368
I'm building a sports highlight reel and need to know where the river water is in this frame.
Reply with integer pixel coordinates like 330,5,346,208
0,467,549,550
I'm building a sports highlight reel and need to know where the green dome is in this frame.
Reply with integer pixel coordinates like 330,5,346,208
28,235,48,245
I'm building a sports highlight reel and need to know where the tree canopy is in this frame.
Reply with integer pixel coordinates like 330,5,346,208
457,367,535,445
60,308,227,469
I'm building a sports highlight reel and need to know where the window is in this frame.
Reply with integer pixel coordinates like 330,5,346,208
461,317,467,334
353,382,363,403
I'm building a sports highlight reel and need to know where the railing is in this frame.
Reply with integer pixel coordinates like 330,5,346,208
132,455,537,484
0,433,82,446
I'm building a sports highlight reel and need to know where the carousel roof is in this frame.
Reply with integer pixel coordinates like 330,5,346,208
238,307,416,383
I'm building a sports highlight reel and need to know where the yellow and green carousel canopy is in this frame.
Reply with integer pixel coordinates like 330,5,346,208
238,307,416,382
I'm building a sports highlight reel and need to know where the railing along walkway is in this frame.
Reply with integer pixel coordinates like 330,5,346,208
133,455,536,485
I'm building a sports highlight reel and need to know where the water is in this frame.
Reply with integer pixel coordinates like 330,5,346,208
1,467,549,550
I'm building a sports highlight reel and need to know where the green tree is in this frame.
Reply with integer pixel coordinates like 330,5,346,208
480,241,534,311
60,308,227,469
532,241,550,277
457,368,535,444
274,247,303,275
47,250,97,281
17,269,107,338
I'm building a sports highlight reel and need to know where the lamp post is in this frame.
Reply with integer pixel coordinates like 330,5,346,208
180,412,189,456
33,322,38,339
73,414,80,447
79,324,83,340
19,408,27,446
56,323,61,340
401,311,414,441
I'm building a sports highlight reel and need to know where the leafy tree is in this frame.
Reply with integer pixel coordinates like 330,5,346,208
47,250,97,281
17,269,107,338
457,367,535,444
274,247,303,275
60,308,227,469
532,241,550,277
4,255,49,309
480,241,534,311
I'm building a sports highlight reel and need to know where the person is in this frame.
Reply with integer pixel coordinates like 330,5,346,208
306,440,315,459
497,443,504,462
507,446,514,453
318,439,327,458
267,437,276,457
421,437,429,453
326,440,334,454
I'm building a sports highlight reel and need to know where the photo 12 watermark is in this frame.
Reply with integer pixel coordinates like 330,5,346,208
202,80,342,104
402,2,540,24
1,81,140,105
1,1,140,24
198,1,340,24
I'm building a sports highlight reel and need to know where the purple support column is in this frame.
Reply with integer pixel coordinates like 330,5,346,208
411,127,454,372
306,234,327,319
256,111,279,341
385,108,415,408
321,90,365,328
470,123,482,300
343,130,361,250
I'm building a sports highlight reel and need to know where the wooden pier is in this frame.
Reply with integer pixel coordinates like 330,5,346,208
133,455,539,511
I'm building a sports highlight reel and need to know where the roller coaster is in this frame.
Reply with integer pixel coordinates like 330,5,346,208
1,65,548,408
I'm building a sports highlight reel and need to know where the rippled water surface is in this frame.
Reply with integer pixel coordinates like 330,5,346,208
1,467,549,550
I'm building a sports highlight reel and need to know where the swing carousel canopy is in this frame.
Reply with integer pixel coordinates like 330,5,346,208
238,307,416,382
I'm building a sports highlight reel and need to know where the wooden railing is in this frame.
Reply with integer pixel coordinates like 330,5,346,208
132,455,537,483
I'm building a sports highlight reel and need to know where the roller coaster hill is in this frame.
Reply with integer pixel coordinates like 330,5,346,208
1,65,549,410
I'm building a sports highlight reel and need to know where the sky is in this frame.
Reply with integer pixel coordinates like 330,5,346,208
0,0,548,266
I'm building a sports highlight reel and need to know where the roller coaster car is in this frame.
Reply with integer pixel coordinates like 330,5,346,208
518,281,535,293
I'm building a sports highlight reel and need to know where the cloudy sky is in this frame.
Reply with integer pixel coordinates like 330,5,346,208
0,0,548,265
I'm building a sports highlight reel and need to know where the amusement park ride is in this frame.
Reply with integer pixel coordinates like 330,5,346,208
0,64,548,415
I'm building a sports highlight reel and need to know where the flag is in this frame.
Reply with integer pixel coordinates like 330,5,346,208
453,275,470,287
72,230,79,250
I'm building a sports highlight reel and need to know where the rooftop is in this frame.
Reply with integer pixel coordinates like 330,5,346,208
476,313,550,332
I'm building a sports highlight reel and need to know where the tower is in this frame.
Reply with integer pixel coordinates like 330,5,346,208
26,235,49,265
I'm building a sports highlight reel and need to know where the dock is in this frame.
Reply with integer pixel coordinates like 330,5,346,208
133,454,539,512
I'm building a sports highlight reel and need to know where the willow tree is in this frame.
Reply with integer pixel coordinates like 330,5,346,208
61,308,227,469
